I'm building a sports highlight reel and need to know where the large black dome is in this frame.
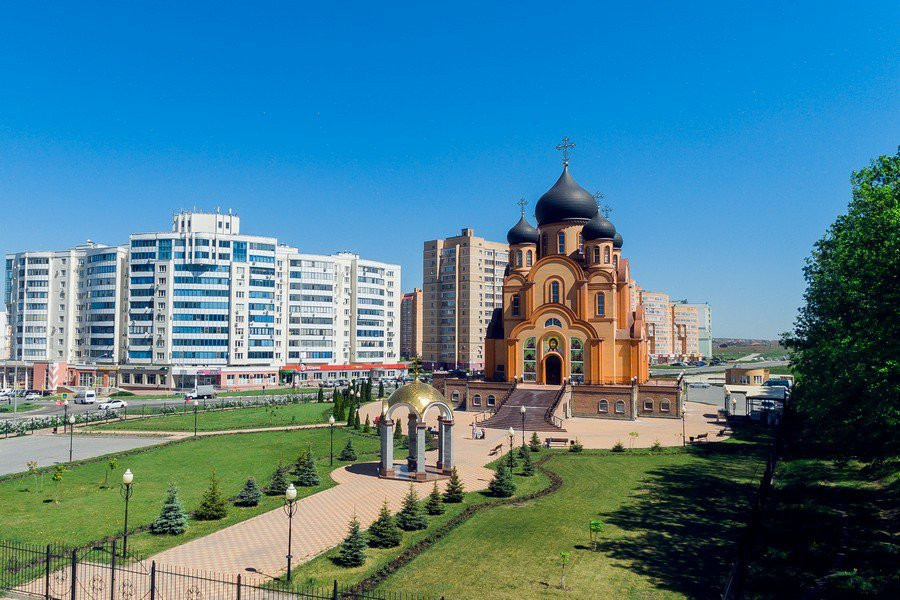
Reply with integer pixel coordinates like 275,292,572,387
535,165,598,226
506,215,540,245
612,231,623,249
583,212,616,241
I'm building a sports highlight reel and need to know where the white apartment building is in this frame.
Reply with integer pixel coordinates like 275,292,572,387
0,311,10,361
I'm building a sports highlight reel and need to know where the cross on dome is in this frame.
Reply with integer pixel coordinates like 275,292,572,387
556,136,575,166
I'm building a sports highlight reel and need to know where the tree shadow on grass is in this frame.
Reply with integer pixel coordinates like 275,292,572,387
597,431,770,599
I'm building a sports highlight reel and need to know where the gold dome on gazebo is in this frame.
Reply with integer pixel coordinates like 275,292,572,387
382,380,451,420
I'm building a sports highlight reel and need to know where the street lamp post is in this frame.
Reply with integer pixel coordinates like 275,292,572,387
328,415,335,465
192,400,199,437
681,401,686,447
519,405,527,446
507,426,515,454
283,483,299,581
120,469,134,558
67,415,75,462
63,399,69,433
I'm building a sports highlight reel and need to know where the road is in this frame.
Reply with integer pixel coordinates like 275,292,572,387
650,359,789,377
0,433,173,476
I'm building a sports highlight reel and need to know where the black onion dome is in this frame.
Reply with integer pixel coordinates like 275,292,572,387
506,215,540,245
612,231,623,249
535,165,598,226
582,212,617,241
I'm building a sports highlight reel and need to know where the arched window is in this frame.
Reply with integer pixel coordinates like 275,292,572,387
592,246,600,263
596,292,605,317
578,233,584,253
472,393,482,406
487,394,496,407
451,390,460,401
613,255,618,269
516,250,523,267
523,337,537,382
615,400,626,414
544,317,562,328
511,294,520,317
541,234,548,256
549,281,560,303
643,399,654,411
604,246,611,263
526,250,533,266
557,232,565,253
660,400,671,412
598,399,609,413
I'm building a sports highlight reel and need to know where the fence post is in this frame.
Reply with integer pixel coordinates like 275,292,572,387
44,544,51,600
149,561,156,600
236,573,241,600
332,579,338,600
110,540,116,600
69,549,77,600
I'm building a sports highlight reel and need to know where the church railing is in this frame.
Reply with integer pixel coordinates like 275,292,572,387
493,378,518,415
545,379,569,426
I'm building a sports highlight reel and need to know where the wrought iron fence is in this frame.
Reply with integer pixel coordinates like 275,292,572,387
0,539,440,600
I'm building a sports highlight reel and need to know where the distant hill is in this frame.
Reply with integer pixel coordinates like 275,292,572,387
713,339,787,359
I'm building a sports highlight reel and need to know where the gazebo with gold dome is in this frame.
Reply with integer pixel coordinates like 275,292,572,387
379,380,455,481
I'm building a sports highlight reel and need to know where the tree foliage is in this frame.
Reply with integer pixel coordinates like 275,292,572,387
425,482,445,515
338,438,358,461
396,484,427,531
264,460,291,496
488,463,516,498
235,477,262,507
295,448,321,487
149,484,188,535
336,514,367,567
442,466,465,503
784,150,900,459
195,470,228,520
367,499,402,548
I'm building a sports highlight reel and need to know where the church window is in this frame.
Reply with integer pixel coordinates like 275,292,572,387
549,281,560,303
512,294,520,317
596,293,605,317
541,234,548,256
643,399,654,411
451,390,460,401
516,250,523,267
570,338,584,383
523,337,537,382
544,318,562,328
526,250,533,267
557,232,566,253
487,394,496,407
598,399,609,413
472,393,482,406
615,400,626,414
604,247,611,263
578,233,584,253
613,255,618,269
592,246,600,263
660,400,671,412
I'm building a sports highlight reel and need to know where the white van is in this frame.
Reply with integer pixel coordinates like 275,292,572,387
75,389,98,404
184,385,216,400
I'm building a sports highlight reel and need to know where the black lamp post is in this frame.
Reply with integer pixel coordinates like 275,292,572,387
519,405,527,446
192,400,199,437
67,415,75,462
328,415,335,465
62,399,69,433
507,426,515,454
120,469,134,558
283,483,299,581
681,401,686,447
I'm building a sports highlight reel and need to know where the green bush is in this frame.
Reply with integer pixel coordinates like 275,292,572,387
651,440,663,453
521,446,535,476
194,471,228,520
397,484,427,531
294,448,321,487
529,431,543,452
264,460,291,496
488,463,516,498
338,438,358,461
569,439,584,453
367,500,402,548
336,514,367,567
235,477,262,507
424,482,445,515
443,467,465,503
612,441,625,452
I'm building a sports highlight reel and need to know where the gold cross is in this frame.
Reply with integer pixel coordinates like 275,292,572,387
556,136,575,165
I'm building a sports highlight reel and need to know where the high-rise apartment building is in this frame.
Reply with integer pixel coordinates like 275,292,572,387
0,311,9,361
635,289,712,362
422,228,508,370
400,288,423,359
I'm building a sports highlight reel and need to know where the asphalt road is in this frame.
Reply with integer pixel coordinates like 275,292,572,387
0,433,171,476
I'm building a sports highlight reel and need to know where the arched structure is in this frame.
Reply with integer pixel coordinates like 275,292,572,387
379,380,455,481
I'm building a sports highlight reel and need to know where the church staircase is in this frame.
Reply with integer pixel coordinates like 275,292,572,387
477,385,566,432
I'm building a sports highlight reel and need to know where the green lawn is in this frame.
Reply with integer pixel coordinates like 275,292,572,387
107,387,319,400
0,403,40,413
714,343,787,360
377,433,770,599
0,428,381,558
89,402,335,432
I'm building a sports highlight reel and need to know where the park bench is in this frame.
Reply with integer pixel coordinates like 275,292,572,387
717,428,729,437
544,437,570,448
488,443,504,456
689,433,709,444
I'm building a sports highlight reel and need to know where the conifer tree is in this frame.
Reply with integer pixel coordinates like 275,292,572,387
336,514,367,567
353,408,361,430
529,431,543,452
363,414,371,433
396,484,427,531
195,470,228,520
425,482,445,515
338,438,358,461
264,460,291,496
235,477,262,507
506,448,517,469
394,418,403,443
295,448,321,487
488,463,516,498
149,484,188,535
442,466,465,503
334,393,345,421
378,379,384,398
317,387,324,403
346,401,355,428
521,445,535,477
518,443,530,458
367,499,402,548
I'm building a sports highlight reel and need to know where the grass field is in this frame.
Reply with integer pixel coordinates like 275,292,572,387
377,433,770,599
0,428,381,557
714,342,787,360
89,402,335,432
0,403,40,413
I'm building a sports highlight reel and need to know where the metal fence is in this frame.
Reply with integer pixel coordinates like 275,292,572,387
0,539,439,600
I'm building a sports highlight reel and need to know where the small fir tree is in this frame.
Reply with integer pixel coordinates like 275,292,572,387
367,500,402,548
488,463,516,498
529,431,543,452
506,448,517,469
336,514,367,567
353,408,361,430
346,401,355,428
149,484,188,535
195,470,228,520
442,466,465,503
396,484,427,531
394,418,404,443
378,380,384,398
521,445,535,476
338,438,358,461
295,449,321,487
518,443,530,458
317,387,324,403
334,394,344,421
235,477,262,507
425,482,445,515
569,439,584,453
363,414,371,433
264,460,291,496
651,439,663,453
611,440,625,452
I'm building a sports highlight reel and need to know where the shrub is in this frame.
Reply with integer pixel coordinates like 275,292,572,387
506,448,517,469
264,460,291,496
611,440,625,452
569,439,584,453
295,449,321,487
353,408,361,430
529,431,543,452
367,500,402,548
488,463,516,498
235,477,262,507
336,514,367,567
397,484,427,531
149,484,188,535
521,446,535,476
651,439,663,453
442,467,465,503
338,438,358,461
363,414,371,433
394,418,404,443
424,482,445,515
195,471,227,520
317,387,324,403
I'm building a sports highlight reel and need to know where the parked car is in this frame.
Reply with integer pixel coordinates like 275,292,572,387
74,389,98,404
98,399,127,411
688,382,711,389
696,361,707,367
763,378,793,390
24,391,42,401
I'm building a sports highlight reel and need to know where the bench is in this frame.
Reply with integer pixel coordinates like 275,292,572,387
717,428,729,437
544,437,570,448
689,433,709,444
488,443,504,456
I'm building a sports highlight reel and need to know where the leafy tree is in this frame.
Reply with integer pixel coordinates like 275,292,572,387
442,467,465,503
295,448,321,487
396,484,427,531
338,438,358,461
317,387,324,403
611,440,625,452
346,401,355,428
195,470,227,520
264,460,291,496
628,431,639,449
529,431,543,452
235,477,262,507
336,513,367,567
104,457,118,488
367,499,402,548
589,519,604,551
488,463,516,498
51,465,66,503
521,445,535,476
149,484,188,535
26,460,40,492
783,150,900,459
424,482,445,515
334,393,345,422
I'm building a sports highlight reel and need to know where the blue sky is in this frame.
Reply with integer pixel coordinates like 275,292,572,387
0,1,897,338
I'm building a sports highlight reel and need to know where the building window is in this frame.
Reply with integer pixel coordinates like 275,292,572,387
604,247,611,263
549,281,560,303
526,250,533,266
487,394,496,407
557,232,565,253
615,400,626,414
472,393,482,406
516,250,523,267
523,337,537,382
570,338,584,383
596,293,605,317
660,400,671,412
613,255,618,269
451,390,460,402
598,399,609,413
592,246,600,263
545,317,562,328
643,399,653,411
578,233,584,254
541,234,548,256
512,294,520,317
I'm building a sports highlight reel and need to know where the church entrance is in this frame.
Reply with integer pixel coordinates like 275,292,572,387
544,354,562,385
